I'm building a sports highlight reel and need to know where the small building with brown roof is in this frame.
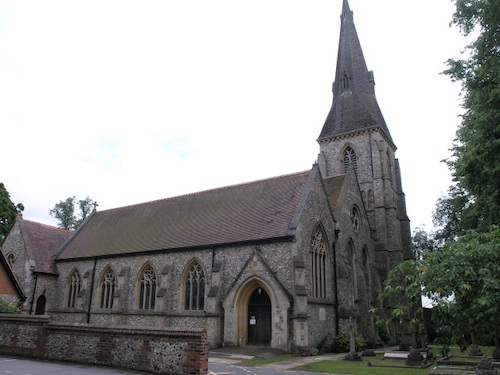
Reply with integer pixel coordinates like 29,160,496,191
0,247,25,305
1,214,71,314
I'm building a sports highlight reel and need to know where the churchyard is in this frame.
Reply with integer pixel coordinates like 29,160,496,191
297,345,498,374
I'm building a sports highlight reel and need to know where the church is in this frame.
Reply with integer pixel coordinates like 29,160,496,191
2,0,413,353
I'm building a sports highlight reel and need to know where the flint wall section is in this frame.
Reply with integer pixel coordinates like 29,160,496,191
0,314,208,375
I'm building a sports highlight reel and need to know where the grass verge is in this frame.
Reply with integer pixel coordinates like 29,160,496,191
299,354,429,375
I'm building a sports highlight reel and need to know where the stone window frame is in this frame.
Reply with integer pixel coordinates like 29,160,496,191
351,205,360,232
66,268,82,309
310,224,330,299
343,146,358,175
6,253,15,268
137,262,157,310
182,260,206,312
99,265,117,309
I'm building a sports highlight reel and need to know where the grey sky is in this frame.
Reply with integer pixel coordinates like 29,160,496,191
0,0,466,232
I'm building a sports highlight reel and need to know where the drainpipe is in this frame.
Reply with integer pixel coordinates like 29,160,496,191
86,258,97,324
29,273,38,315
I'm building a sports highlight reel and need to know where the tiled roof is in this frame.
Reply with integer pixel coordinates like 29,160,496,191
318,0,393,145
57,171,311,260
20,219,72,274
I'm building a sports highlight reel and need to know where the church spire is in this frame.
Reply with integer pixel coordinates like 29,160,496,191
318,0,394,147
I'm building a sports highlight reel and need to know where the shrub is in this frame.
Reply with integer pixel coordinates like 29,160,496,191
317,332,366,354
0,298,21,314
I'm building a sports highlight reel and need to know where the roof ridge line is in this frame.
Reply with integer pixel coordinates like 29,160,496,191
100,169,312,214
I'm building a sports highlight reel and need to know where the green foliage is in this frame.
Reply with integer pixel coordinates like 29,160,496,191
371,259,425,330
412,226,438,259
439,0,500,234
49,196,96,230
0,183,24,244
0,298,21,314
423,227,500,347
317,332,365,354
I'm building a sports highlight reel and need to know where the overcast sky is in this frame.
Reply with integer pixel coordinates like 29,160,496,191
1,0,467,232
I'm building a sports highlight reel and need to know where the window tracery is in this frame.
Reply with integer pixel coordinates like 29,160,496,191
100,267,116,309
311,226,328,299
184,262,205,311
67,269,81,308
343,146,358,174
139,265,157,310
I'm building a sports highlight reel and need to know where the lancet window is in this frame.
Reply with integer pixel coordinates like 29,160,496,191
139,265,157,310
311,225,328,299
67,269,81,308
343,146,358,174
100,267,116,309
184,262,205,311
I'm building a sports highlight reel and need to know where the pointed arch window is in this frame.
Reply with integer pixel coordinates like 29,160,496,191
342,73,351,92
67,269,81,308
351,206,360,231
343,146,358,174
100,267,116,309
139,265,157,310
6,253,15,268
184,262,205,311
311,225,328,299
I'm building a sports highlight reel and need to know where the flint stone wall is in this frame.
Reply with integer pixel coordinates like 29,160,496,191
0,314,208,375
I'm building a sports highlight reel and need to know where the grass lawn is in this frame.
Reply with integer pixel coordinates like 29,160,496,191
299,354,430,375
298,346,496,375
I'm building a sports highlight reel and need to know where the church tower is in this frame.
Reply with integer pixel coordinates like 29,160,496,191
317,0,413,278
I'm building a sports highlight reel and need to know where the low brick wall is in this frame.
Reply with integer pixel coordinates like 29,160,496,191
0,314,208,374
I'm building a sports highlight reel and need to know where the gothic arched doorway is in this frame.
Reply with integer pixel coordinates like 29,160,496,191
35,295,46,315
247,287,271,346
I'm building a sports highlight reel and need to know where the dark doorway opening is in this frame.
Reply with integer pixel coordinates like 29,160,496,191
35,295,46,315
247,287,271,346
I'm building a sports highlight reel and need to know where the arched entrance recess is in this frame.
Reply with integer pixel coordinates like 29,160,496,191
248,287,271,346
236,278,273,347
35,295,46,315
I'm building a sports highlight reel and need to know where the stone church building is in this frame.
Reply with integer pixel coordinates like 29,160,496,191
2,0,413,353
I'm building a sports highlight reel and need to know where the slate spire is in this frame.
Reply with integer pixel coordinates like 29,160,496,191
318,0,394,146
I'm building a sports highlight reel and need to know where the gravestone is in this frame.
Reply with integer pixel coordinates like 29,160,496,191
470,344,484,357
344,317,362,361
405,348,424,367
475,356,498,375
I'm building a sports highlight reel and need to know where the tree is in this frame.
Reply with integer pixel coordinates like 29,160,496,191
412,227,438,259
370,259,426,348
0,183,24,244
49,196,96,230
440,0,500,233
423,227,500,351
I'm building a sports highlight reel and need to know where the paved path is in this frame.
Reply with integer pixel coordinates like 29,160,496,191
0,356,143,374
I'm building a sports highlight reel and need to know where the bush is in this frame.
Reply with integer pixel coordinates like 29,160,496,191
317,332,366,354
378,328,394,346
0,298,21,314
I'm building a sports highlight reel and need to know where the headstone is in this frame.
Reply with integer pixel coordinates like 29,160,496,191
475,356,497,375
362,349,375,357
492,347,500,360
344,317,362,361
405,348,424,367
470,344,484,357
